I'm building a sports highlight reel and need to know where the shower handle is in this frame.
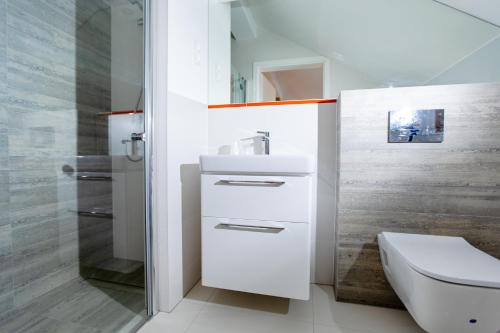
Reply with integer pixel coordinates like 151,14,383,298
130,132,145,156
121,132,145,160
131,132,146,142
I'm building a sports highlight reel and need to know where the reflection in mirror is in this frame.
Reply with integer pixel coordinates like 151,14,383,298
208,0,500,105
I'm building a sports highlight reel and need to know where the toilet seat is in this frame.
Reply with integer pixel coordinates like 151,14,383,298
381,232,500,288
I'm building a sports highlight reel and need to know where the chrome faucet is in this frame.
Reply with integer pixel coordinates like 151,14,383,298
257,131,270,155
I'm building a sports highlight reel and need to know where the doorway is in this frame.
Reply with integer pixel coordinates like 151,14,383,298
253,57,330,102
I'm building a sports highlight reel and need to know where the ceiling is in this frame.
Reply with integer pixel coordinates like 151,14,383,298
435,0,500,27
244,0,500,86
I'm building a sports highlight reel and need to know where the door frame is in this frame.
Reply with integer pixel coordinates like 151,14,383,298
253,56,330,102
144,0,156,317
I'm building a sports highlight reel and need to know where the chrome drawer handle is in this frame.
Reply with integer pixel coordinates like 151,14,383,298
215,180,285,187
215,223,284,233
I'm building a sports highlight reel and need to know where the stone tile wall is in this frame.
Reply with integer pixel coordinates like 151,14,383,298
335,83,500,307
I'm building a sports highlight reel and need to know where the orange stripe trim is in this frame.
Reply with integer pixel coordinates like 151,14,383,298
98,110,144,116
208,99,337,109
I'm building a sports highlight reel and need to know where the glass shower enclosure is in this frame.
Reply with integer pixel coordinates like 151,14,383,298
0,0,152,332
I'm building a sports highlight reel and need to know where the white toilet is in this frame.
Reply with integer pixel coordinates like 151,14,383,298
378,232,500,333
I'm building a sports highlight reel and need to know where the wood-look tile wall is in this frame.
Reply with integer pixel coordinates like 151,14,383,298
0,0,111,320
335,82,500,308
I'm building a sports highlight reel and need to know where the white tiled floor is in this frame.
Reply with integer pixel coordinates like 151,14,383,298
138,283,426,333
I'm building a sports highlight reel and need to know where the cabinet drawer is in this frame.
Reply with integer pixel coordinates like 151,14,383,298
202,217,310,300
201,174,312,222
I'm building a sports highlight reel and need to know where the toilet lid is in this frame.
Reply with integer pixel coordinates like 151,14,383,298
382,232,500,288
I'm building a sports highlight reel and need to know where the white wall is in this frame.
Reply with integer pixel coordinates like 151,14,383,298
111,3,143,112
207,104,319,155
329,59,383,98
208,0,231,104
428,36,500,86
168,0,209,104
316,104,337,285
261,73,277,102
166,92,207,299
109,3,144,156
111,156,145,262
230,27,382,102
207,103,337,285
167,0,209,304
109,4,145,262
153,0,209,313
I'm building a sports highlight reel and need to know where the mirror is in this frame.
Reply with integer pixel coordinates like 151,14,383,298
208,0,500,105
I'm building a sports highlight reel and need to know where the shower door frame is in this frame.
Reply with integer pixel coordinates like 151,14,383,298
144,0,155,317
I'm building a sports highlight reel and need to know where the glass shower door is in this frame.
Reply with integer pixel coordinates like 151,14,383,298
0,0,151,332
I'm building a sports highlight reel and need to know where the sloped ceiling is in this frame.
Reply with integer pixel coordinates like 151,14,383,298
435,0,500,27
245,0,500,86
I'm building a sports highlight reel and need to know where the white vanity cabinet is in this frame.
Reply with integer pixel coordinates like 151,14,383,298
200,155,313,300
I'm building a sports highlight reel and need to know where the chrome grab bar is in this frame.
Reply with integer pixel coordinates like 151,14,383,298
77,211,113,219
215,223,284,233
215,180,285,187
77,175,112,181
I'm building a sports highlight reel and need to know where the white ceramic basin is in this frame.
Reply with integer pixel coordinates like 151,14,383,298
200,155,315,175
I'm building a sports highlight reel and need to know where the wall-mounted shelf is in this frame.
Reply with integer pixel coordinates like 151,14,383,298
208,99,337,109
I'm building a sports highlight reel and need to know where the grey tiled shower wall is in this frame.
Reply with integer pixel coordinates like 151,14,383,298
0,0,111,319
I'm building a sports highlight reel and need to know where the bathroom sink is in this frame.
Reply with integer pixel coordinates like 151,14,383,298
200,155,315,175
